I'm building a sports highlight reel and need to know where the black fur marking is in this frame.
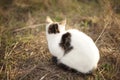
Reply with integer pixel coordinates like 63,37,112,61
48,24,60,34
57,63,72,71
52,56,57,64
58,63,95,76
59,32,73,54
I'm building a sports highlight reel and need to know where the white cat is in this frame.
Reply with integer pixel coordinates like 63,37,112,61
46,16,100,74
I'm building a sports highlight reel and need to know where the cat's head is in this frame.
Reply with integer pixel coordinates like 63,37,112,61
46,16,66,34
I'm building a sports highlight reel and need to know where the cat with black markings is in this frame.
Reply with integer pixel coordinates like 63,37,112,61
46,16,100,74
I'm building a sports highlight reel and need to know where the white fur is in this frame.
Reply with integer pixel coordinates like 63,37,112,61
46,23,65,59
60,29,99,73
46,17,100,74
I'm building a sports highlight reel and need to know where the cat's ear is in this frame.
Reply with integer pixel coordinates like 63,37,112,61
46,16,53,24
59,18,66,26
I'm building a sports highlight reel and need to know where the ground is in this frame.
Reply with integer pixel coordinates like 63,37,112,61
0,0,120,80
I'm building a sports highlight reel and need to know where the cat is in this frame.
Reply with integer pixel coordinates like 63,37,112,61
46,16,100,74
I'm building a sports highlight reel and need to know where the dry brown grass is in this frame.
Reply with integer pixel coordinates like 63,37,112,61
0,0,120,80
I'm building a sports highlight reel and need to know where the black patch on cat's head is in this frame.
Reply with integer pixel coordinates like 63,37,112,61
48,24,60,34
59,32,73,54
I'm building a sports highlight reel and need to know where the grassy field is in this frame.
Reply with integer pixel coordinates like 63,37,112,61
0,0,120,80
